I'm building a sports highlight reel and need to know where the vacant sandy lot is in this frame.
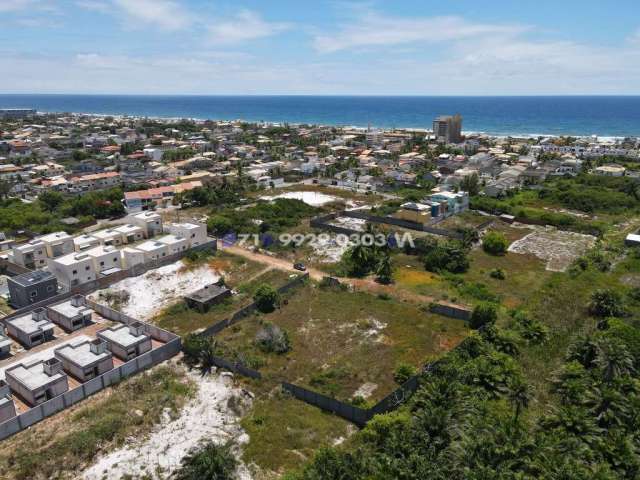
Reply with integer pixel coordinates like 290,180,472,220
90,261,221,321
508,227,597,272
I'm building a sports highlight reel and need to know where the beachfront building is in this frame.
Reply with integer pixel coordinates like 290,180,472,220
433,114,463,144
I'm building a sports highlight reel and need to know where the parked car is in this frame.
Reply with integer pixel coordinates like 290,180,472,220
293,262,306,271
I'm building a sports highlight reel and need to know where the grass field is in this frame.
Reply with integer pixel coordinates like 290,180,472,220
0,365,194,480
155,265,294,336
217,283,469,403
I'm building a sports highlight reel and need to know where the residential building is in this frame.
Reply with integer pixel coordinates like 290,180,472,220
11,240,47,269
130,211,163,237
84,245,123,275
184,282,232,312
113,224,145,243
7,270,58,309
428,190,469,216
433,114,463,144
47,251,97,287
0,381,16,423
68,171,121,192
0,327,12,358
73,234,100,252
157,234,188,254
54,338,113,382
395,202,433,225
97,322,152,361
166,222,207,248
38,232,75,258
5,308,55,348
121,247,146,269
92,228,125,247
46,295,93,332
135,240,169,261
5,358,69,407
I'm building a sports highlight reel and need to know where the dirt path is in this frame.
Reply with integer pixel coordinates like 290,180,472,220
221,245,467,310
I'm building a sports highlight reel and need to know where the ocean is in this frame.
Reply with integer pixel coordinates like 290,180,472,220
1,94,639,137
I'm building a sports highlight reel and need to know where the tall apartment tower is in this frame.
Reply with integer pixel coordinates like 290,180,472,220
433,114,462,144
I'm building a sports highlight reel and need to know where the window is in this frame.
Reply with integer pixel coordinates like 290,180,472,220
30,291,38,298
47,285,54,292
113,257,117,262
100,261,104,266
85,266,90,271
72,269,77,275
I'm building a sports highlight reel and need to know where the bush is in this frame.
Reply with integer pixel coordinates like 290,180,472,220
393,363,417,384
470,302,498,329
174,441,237,480
489,268,506,280
589,289,626,317
423,241,470,274
253,284,280,313
482,231,508,256
255,322,291,354
512,310,549,345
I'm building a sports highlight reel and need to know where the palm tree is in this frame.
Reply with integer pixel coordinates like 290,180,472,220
376,252,393,284
508,377,531,423
595,338,635,383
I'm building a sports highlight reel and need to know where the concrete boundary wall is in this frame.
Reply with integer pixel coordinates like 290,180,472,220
0,306,181,441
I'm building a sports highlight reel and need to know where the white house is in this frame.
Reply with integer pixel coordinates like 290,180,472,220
47,251,97,287
130,211,163,238
135,240,169,262
11,240,47,269
121,247,146,269
73,234,100,252
157,234,188,254
92,228,126,247
113,224,145,243
84,245,123,274
166,222,207,248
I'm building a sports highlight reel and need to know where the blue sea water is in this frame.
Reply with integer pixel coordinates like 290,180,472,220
1,94,640,137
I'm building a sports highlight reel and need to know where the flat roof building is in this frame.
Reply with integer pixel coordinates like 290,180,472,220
130,211,163,238
7,270,58,309
113,224,145,244
11,240,47,269
135,240,169,262
0,380,16,423
0,326,12,358
433,114,462,144
157,234,188,254
184,283,232,313
166,222,208,248
97,322,152,361
47,251,97,288
5,308,55,348
73,234,100,252
46,295,93,332
92,228,125,247
38,232,74,258
54,338,113,382
5,358,68,407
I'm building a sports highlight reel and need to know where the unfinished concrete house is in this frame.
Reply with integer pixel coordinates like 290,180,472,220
0,326,12,358
184,282,232,313
5,358,69,407
54,338,113,382
5,308,55,348
97,322,152,361
46,295,93,332
0,380,16,423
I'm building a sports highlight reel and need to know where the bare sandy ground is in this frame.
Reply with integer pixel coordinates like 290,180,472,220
82,366,253,480
89,261,221,321
508,226,597,272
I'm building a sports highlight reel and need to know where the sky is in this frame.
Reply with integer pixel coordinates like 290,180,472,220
1,0,640,95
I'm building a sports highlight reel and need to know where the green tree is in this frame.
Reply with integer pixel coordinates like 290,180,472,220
482,231,508,256
38,190,65,213
253,284,280,313
460,172,480,196
589,289,626,317
375,252,393,284
470,302,498,329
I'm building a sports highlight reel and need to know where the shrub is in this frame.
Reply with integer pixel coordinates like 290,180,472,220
255,322,291,354
393,363,417,384
253,284,280,313
482,231,508,255
174,441,237,480
423,241,470,274
470,302,498,329
489,268,506,280
589,289,626,318
512,311,549,345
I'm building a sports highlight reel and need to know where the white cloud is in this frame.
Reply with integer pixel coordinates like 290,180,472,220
111,0,192,31
0,0,56,13
74,0,110,13
313,13,527,53
207,9,289,44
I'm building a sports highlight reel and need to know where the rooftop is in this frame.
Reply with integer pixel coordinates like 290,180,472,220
55,340,110,368
9,270,56,288
6,359,66,391
6,312,54,335
98,324,148,348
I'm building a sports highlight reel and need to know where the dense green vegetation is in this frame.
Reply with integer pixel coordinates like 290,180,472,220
286,235,640,479
0,187,124,234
